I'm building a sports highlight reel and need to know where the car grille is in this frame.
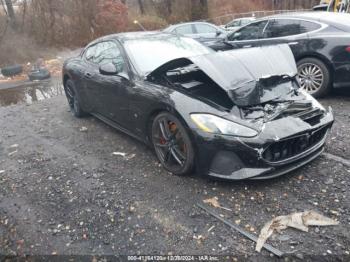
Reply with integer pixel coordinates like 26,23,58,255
294,108,324,126
262,126,328,163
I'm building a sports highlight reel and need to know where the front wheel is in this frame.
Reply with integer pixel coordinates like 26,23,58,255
64,79,87,118
151,112,195,176
297,58,331,98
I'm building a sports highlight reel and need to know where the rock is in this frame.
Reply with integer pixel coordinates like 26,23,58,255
325,178,334,185
79,127,88,132
295,253,304,260
277,235,291,241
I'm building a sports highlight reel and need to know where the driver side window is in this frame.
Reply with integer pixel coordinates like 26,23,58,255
228,20,268,41
84,41,125,73
93,41,125,73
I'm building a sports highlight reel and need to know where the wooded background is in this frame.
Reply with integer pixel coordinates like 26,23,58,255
0,0,319,66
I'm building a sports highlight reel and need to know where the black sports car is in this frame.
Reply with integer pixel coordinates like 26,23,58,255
62,32,334,180
208,12,350,98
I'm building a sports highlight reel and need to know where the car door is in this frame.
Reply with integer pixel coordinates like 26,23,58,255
227,20,269,48
79,44,100,112
194,23,225,42
84,41,130,126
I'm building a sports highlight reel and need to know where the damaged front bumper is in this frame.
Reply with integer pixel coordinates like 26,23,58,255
193,109,334,180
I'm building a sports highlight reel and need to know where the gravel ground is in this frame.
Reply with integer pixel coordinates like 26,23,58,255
0,82,349,260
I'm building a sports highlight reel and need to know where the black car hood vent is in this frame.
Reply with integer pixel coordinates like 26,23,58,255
147,44,298,107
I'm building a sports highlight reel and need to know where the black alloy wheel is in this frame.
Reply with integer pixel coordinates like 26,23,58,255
64,79,86,118
152,112,195,176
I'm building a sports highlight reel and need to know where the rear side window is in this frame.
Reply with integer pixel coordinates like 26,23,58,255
265,19,321,38
265,19,301,38
228,20,268,41
175,25,194,34
299,21,322,33
195,24,217,34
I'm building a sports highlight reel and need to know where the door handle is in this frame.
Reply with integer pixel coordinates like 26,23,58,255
84,72,93,79
243,44,252,48
288,42,299,46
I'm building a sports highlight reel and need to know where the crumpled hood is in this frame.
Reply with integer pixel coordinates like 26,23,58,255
147,44,298,107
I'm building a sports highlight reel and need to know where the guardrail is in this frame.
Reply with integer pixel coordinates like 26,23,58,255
205,9,311,25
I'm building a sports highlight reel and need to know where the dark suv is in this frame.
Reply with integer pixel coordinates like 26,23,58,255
209,12,350,97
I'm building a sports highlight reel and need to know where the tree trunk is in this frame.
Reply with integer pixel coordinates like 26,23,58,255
138,0,144,14
4,0,17,29
191,0,208,20
21,0,27,32
199,0,208,19
164,0,172,17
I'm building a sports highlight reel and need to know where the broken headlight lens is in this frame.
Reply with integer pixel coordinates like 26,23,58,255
190,114,258,137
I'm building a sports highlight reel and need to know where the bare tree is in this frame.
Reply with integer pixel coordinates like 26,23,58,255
138,0,145,14
191,0,208,20
4,0,17,29
20,0,27,31
164,0,172,16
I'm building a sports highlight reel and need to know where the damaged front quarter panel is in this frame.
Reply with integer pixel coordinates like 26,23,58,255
146,44,334,180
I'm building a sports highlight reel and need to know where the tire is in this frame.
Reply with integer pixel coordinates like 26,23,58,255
297,58,331,98
151,112,195,176
28,69,51,81
1,65,23,77
64,79,87,118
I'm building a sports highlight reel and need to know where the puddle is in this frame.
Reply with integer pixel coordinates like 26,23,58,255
0,78,64,107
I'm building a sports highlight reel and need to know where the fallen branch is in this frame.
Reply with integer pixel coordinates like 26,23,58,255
197,203,284,257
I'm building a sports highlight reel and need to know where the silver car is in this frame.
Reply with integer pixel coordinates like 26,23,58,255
224,17,256,32
163,22,227,45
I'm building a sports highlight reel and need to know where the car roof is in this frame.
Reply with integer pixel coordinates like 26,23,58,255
267,11,350,25
164,21,218,31
236,17,256,20
87,31,172,46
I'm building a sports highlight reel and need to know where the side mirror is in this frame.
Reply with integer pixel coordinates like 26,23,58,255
216,30,222,36
99,63,118,76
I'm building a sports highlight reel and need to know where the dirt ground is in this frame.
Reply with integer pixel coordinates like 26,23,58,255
0,78,349,260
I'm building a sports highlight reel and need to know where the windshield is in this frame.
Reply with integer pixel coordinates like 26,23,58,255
124,35,213,75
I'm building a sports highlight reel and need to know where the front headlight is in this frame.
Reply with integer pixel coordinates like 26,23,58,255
190,114,258,137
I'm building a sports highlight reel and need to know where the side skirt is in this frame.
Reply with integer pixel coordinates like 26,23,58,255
91,113,147,145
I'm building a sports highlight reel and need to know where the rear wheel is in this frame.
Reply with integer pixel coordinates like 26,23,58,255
297,58,331,98
64,79,86,118
151,112,195,176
